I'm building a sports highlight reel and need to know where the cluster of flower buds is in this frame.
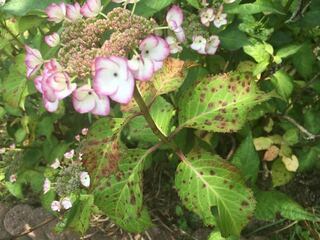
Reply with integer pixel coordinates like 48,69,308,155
25,1,185,116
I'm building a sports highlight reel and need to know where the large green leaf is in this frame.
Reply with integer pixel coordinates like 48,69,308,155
135,0,174,17
1,0,70,16
226,0,285,15
292,43,315,78
255,190,317,221
80,118,152,232
178,71,270,132
94,148,153,232
231,132,260,183
68,194,94,235
175,151,256,237
270,70,294,100
2,54,29,110
219,25,249,51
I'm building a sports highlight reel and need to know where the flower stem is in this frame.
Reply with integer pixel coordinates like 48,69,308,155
131,2,137,17
153,26,170,31
133,85,187,161
99,12,108,19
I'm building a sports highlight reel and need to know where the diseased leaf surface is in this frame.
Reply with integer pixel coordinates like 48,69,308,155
175,151,256,237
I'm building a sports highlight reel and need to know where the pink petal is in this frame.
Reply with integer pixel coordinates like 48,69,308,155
43,96,59,112
91,95,110,116
93,56,128,96
46,3,66,23
129,56,154,81
80,0,101,18
174,26,186,42
152,60,164,72
72,87,96,113
34,75,43,93
166,5,183,27
140,35,170,62
44,33,60,47
109,71,135,104
66,3,82,22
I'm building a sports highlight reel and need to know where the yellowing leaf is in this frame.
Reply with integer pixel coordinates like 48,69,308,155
282,155,299,172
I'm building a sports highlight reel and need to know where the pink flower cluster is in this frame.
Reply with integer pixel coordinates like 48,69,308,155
25,3,186,115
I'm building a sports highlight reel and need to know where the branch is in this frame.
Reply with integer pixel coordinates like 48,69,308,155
281,115,320,140
0,21,24,48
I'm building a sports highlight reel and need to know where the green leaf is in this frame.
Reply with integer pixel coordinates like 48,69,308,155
175,151,256,237
135,0,174,17
94,148,153,232
18,15,45,32
219,25,249,51
186,0,201,9
276,44,302,59
243,42,272,63
5,182,24,199
208,231,226,240
283,128,299,146
255,190,317,221
127,97,175,145
178,71,270,133
81,118,152,232
272,159,294,187
270,70,294,100
68,194,94,235
231,132,260,183
1,0,70,16
292,43,315,78
152,58,186,96
226,0,285,15
2,54,29,110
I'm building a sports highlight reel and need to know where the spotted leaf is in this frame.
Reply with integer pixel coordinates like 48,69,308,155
175,151,256,237
178,72,270,132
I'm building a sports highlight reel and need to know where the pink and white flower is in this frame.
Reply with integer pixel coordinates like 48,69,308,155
94,56,135,104
66,3,82,22
43,178,51,194
213,13,227,28
45,32,60,48
81,128,89,136
25,45,43,79
51,201,61,212
81,0,102,18
190,36,207,54
72,85,110,116
50,158,60,169
128,55,155,81
200,8,215,27
80,171,90,188
61,197,72,210
205,35,220,55
46,3,66,23
9,174,17,183
166,5,185,42
166,36,183,54
64,149,75,159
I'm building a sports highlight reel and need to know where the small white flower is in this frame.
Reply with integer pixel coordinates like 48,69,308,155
0,0,6,6
201,0,209,7
75,134,81,141
0,148,6,154
9,144,15,150
81,128,88,136
61,197,72,210
64,149,75,159
51,201,61,212
166,36,183,54
43,178,51,194
205,35,220,55
78,152,84,161
9,174,17,183
213,13,227,28
190,35,207,54
50,158,60,169
200,8,215,27
80,171,90,188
